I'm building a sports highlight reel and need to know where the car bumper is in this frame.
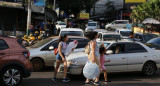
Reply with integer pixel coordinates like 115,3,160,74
59,65,84,75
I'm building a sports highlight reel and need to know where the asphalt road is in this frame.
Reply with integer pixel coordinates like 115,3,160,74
20,69,160,86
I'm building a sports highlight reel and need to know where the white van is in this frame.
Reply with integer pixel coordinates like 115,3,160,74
105,20,129,31
85,22,100,32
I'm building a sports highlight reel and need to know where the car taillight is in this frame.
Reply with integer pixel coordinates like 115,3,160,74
23,52,30,58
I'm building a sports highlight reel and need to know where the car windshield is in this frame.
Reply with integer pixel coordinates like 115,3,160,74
88,23,96,26
17,39,26,49
120,31,132,36
60,31,83,36
31,38,53,48
143,34,158,42
147,38,160,44
59,22,66,25
103,35,121,41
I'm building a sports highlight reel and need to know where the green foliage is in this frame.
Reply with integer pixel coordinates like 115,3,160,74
131,0,160,23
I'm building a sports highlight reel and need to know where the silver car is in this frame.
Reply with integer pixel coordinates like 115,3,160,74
28,36,89,71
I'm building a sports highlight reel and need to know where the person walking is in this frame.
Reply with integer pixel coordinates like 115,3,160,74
85,31,101,86
52,34,70,83
99,44,111,84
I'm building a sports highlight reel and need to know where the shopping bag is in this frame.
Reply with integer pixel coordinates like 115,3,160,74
64,40,78,57
83,61,100,79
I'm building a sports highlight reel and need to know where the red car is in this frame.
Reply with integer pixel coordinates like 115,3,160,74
0,36,32,86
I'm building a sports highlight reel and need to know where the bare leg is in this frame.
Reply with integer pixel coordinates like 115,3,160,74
63,60,67,78
54,60,61,77
95,65,101,82
86,79,90,83
103,70,108,81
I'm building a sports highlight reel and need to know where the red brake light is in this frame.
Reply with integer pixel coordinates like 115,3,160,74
23,51,30,58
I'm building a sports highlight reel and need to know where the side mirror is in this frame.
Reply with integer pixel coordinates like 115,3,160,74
49,46,54,50
106,50,113,55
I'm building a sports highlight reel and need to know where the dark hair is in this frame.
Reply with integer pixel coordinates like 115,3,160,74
58,34,67,43
99,46,105,55
86,31,98,40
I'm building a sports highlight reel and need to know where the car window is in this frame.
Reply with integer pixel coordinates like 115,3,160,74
60,31,83,36
135,34,139,38
147,38,160,44
125,43,147,53
139,35,143,40
31,38,53,48
108,44,125,54
41,40,58,51
0,39,9,50
103,35,121,41
69,38,89,49
88,23,96,26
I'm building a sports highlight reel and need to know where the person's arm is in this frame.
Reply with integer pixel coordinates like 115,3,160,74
58,43,65,61
91,41,96,62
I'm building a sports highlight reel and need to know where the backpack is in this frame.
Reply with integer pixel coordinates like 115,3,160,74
85,42,91,55
54,48,58,55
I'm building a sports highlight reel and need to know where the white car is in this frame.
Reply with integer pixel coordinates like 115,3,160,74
28,36,89,71
85,22,100,32
105,20,129,31
55,22,67,34
97,32,122,42
59,28,84,37
58,41,160,76
115,28,132,39
94,29,108,33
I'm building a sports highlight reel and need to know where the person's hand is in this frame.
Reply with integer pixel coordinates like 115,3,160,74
62,58,66,62
72,48,75,51
92,58,96,63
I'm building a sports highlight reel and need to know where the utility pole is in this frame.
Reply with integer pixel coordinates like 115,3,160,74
53,0,56,10
27,0,31,36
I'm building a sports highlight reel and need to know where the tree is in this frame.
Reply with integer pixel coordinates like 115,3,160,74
131,0,160,23
56,0,98,17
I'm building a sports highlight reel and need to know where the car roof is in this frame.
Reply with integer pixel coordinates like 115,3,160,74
61,28,83,31
50,36,87,39
115,20,129,21
94,29,107,33
101,40,136,44
117,29,132,31
101,33,121,35
88,22,98,23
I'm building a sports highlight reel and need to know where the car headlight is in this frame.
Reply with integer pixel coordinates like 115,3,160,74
68,60,78,65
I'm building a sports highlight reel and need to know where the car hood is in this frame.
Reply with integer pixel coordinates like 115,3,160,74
66,52,88,65
59,25,66,27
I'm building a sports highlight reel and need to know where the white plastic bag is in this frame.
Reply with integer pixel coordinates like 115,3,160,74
64,40,78,57
83,61,100,79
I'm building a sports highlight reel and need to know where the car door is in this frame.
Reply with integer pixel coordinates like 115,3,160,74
105,43,127,72
41,39,58,66
0,39,9,65
125,43,149,71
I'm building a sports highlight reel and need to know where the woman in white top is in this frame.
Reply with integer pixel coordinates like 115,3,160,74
85,31,101,86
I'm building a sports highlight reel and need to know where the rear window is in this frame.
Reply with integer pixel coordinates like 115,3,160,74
31,38,53,48
103,35,121,41
88,23,96,26
60,31,83,36
17,39,26,49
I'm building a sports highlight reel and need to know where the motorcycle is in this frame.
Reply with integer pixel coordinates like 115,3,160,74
22,34,36,47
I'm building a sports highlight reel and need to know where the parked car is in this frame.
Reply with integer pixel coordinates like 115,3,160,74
115,28,132,39
55,22,67,34
105,20,129,31
58,41,160,76
145,37,160,50
28,36,89,71
59,28,84,37
134,33,158,43
85,22,100,32
0,36,32,86
97,32,122,42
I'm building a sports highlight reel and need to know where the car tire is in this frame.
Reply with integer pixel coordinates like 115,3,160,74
31,58,44,71
0,66,23,86
142,62,156,76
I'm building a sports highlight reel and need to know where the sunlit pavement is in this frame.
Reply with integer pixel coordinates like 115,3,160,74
20,70,160,86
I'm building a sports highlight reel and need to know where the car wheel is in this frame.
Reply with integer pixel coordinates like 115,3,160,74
0,66,23,86
31,58,44,71
142,62,156,76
